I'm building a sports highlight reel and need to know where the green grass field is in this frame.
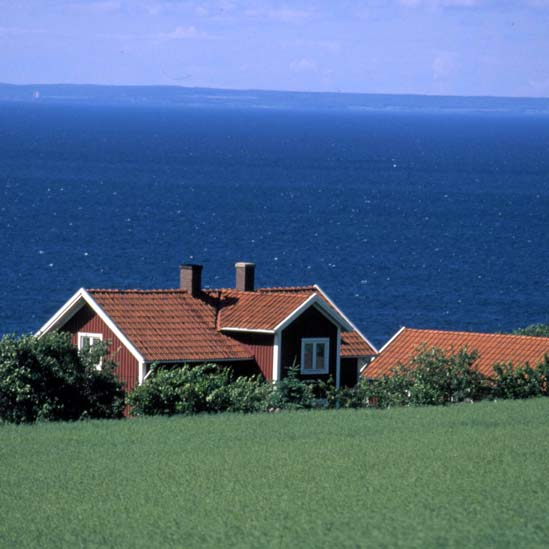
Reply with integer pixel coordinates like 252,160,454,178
1,399,549,548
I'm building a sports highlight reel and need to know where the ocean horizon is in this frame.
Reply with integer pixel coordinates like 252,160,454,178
3,83,549,113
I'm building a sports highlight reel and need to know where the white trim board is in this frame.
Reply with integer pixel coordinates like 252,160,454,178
272,331,281,382
314,284,379,354
77,331,103,348
36,288,87,337
274,293,353,333
300,337,330,375
360,326,406,375
377,326,406,354
221,327,275,334
77,331,104,369
36,288,145,365
336,328,341,389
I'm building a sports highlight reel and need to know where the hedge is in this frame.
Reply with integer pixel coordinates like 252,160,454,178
0,332,125,423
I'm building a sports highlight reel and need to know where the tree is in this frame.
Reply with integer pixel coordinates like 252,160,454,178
512,324,549,338
0,332,125,423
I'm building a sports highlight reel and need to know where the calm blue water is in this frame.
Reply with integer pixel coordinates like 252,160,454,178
1,100,548,347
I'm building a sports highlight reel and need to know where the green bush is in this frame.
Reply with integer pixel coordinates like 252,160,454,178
512,324,549,338
0,332,125,423
225,376,272,413
129,365,334,416
268,367,316,410
492,355,549,399
128,351,549,417
366,345,486,408
337,380,375,409
128,364,275,415
128,364,230,415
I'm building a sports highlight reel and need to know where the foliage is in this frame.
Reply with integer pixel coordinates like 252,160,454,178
224,375,273,413
130,348,549,417
129,365,338,416
491,355,549,399
268,367,316,410
366,345,486,408
512,324,549,338
129,364,277,415
337,379,375,409
128,364,232,415
364,346,549,408
0,332,125,423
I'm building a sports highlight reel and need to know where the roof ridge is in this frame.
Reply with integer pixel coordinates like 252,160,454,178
203,287,316,295
88,286,317,295
404,327,549,342
87,288,189,294
257,286,316,293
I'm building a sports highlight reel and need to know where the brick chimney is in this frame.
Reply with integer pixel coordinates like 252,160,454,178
235,262,255,292
180,264,203,297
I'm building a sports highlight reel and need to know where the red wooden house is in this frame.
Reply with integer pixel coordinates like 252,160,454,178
37,262,377,392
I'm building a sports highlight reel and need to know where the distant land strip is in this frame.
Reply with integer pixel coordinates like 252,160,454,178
1,83,549,113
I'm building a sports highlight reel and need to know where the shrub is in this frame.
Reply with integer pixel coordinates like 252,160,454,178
128,364,275,415
337,380,375,409
512,324,549,338
224,376,272,413
539,355,549,395
128,364,231,415
492,355,549,399
409,346,485,405
128,352,549,417
0,332,125,423
268,367,316,410
366,345,486,408
312,377,340,409
128,365,334,416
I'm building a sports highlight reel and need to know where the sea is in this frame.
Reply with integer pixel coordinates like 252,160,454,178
1,85,548,348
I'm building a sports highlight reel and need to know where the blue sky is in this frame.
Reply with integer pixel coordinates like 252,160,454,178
1,0,549,97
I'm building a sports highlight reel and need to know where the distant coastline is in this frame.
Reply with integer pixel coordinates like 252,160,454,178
1,83,549,114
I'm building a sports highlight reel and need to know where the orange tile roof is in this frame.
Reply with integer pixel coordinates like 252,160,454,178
259,286,375,345
88,290,253,363
341,331,376,357
256,286,317,294
87,285,373,364
206,288,315,331
364,328,549,379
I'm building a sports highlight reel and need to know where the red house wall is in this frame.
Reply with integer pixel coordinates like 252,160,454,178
61,305,139,393
227,332,274,380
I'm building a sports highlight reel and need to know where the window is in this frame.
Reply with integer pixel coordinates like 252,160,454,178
300,338,330,375
77,332,103,369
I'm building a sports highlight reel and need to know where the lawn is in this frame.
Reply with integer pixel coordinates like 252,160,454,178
1,399,549,548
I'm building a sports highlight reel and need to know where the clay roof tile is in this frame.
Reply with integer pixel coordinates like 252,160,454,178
364,328,549,379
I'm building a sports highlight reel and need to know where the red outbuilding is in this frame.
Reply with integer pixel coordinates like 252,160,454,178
362,327,549,379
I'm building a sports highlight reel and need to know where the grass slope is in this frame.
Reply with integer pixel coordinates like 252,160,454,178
1,399,549,548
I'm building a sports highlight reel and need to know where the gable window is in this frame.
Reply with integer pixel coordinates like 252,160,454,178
301,338,330,375
77,332,103,369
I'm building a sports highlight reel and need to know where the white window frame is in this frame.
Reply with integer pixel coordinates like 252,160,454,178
300,337,330,375
77,332,104,369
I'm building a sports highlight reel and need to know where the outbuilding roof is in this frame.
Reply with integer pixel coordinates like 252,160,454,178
364,327,549,379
